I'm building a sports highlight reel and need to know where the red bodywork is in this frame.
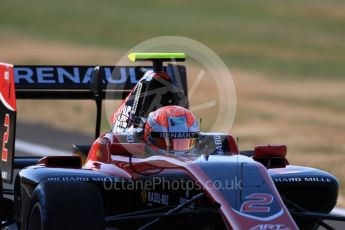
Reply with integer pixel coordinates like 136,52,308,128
85,132,297,229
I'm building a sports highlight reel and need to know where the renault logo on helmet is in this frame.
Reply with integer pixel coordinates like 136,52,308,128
151,132,198,139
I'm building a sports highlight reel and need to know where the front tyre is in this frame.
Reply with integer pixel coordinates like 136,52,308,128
26,181,104,230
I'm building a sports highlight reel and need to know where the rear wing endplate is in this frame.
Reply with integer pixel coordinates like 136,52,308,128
0,63,16,183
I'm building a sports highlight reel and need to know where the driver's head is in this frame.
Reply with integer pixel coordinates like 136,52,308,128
144,106,199,151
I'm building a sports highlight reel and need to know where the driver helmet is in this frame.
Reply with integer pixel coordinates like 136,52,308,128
144,106,199,151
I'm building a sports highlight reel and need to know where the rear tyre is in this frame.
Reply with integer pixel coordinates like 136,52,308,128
26,181,104,230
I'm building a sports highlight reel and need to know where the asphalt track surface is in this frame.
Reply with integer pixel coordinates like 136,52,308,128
2,122,345,229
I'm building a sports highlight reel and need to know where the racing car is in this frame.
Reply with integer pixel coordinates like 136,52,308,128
0,53,345,230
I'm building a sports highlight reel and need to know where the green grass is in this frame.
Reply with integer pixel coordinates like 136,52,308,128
1,0,344,78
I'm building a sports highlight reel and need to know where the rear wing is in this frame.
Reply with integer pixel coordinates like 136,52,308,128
14,65,186,99
0,63,187,183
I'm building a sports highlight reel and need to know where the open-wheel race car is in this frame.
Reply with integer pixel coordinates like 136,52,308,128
1,53,345,230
